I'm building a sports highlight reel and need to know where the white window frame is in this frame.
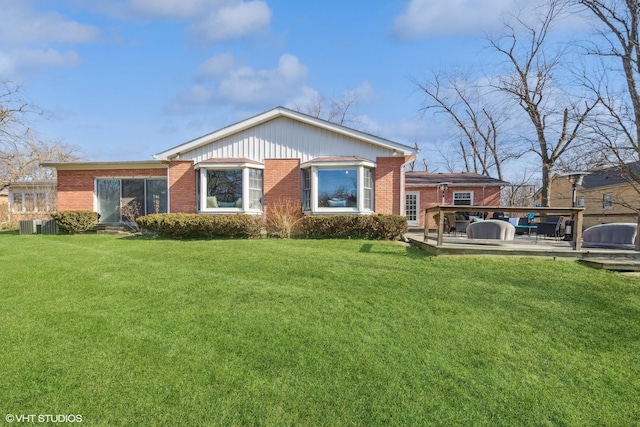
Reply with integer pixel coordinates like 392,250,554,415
603,192,614,210
453,191,473,206
405,191,420,226
10,191,55,213
197,162,264,214
300,159,376,214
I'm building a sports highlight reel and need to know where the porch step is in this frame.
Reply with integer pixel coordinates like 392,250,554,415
95,224,135,235
580,258,640,272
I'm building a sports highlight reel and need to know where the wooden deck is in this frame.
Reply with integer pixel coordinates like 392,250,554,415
405,230,640,271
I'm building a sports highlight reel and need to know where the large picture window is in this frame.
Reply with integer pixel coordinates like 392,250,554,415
198,164,263,212
301,159,375,213
318,168,357,208
96,178,168,223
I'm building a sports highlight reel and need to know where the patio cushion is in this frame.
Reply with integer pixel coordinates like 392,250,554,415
582,223,637,250
466,220,515,240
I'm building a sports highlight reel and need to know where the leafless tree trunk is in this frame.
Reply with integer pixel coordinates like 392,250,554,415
577,0,640,194
0,81,81,190
415,71,515,180
490,0,599,206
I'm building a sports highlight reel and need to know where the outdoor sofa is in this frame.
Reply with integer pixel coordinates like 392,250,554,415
582,223,637,250
466,220,515,240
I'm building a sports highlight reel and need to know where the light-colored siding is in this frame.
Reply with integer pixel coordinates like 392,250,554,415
180,117,394,164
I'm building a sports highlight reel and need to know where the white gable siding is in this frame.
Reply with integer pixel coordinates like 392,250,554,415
178,117,395,164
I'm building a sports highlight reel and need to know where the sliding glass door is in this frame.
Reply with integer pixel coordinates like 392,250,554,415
96,178,168,223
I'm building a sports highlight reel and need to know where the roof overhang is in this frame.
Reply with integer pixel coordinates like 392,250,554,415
154,106,418,161
40,161,167,171
194,158,264,169
301,156,376,169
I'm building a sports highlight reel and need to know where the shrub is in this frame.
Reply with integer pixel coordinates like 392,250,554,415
136,213,264,239
300,214,407,240
266,199,304,238
50,211,100,234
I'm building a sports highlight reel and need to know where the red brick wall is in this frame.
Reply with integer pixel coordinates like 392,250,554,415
168,161,196,213
375,157,407,215
410,185,503,228
263,159,301,218
56,168,167,212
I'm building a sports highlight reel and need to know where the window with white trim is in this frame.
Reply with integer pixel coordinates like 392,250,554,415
10,191,55,213
453,191,473,206
603,192,614,210
301,160,375,213
302,169,311,211
197,165,263,212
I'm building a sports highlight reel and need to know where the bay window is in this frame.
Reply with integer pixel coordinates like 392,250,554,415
197,163,263,212
301,159,375,213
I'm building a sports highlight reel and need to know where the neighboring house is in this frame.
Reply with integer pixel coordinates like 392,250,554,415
543,163,640,228
43,107,418,224
7,180,57,222
404,172,509,228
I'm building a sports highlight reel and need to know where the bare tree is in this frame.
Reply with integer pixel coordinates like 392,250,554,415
577,0,640,190
489,0,599,206
415,70,517,180
293,89,360,126
0,82,81,190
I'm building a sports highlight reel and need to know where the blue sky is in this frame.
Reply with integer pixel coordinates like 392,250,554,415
1,0,586,177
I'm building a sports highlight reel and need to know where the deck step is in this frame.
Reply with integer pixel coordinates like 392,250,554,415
580,259,640,271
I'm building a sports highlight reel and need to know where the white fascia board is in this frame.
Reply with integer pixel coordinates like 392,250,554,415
154,106,418,161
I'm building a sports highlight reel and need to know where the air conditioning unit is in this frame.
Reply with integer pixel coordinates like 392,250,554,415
19,219,58,235
19,220,36,234
41,220,59,235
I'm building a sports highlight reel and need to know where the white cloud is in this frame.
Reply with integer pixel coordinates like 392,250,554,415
0,1,100,46
130,0,218,18
391,0,515,39
188,1,271,42
0,49,82,78
391,0,589,39
196,52,237,79
0,1,97,78
166,53,308,113
96,0,272,43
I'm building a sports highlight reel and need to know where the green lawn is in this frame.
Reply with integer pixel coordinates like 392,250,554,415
1,234,639,426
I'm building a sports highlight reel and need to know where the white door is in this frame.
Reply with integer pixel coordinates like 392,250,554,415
405,192,420,227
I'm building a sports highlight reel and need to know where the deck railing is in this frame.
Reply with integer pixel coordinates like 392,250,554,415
424,205,585,250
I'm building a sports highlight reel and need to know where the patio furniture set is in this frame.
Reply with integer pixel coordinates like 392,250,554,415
447,213,637,250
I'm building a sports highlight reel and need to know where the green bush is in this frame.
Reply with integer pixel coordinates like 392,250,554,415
50,211,100,234
299,214,407,240
136,213,264,239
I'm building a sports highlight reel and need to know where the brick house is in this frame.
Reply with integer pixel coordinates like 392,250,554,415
540,162,640,228
404,172,509,228
43,107,417,224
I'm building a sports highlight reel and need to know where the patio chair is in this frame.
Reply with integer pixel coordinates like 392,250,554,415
445,214,457,234
514,217,537,236
536,216,564,240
